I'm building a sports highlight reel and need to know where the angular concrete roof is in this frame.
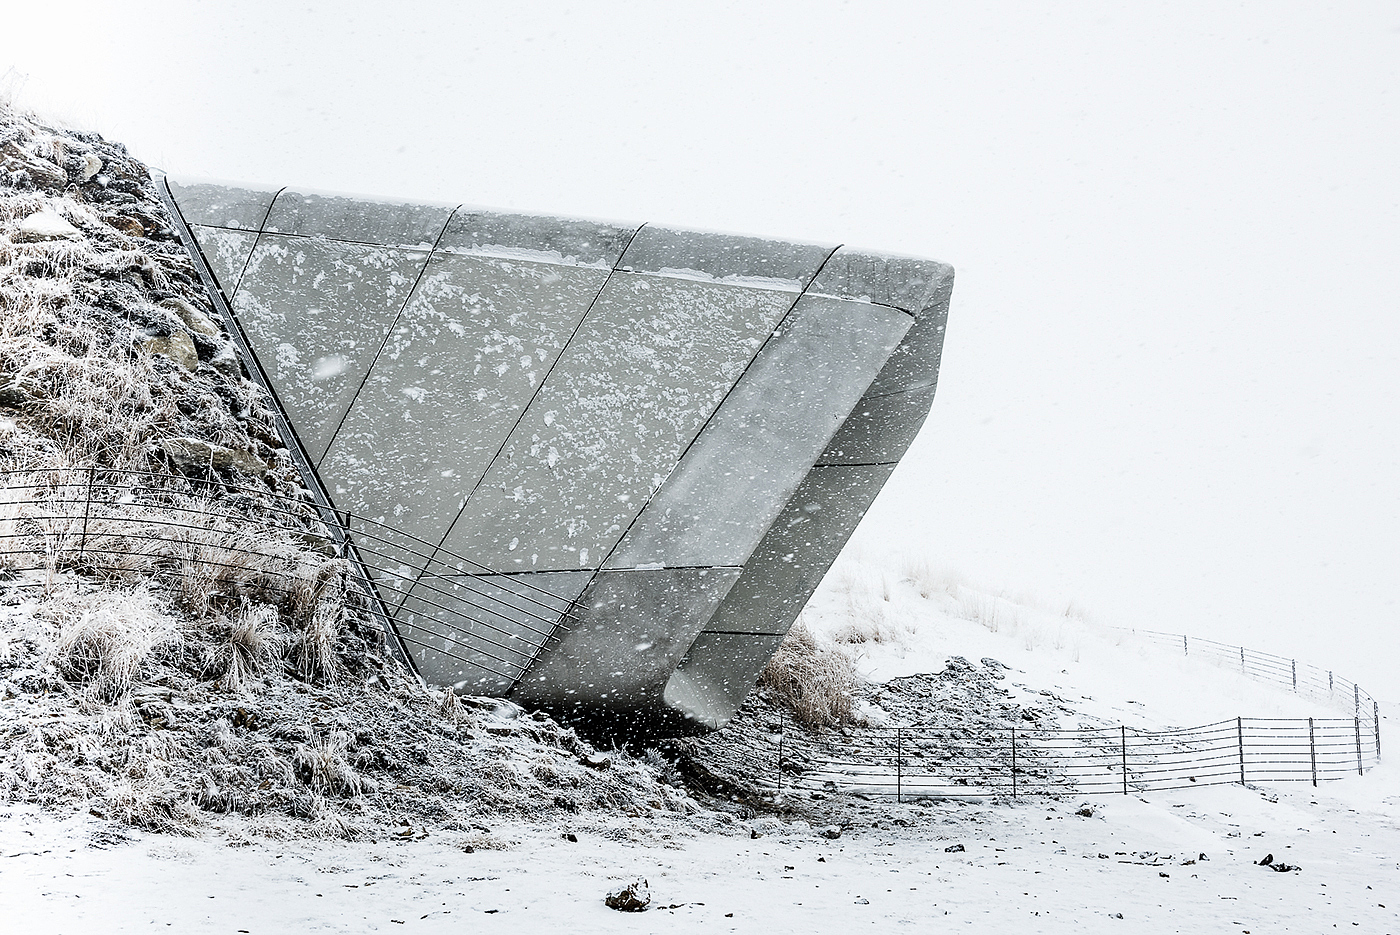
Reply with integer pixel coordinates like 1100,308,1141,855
163,177,952,734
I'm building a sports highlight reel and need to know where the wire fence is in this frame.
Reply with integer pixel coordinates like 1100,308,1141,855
707,711,1382,803
1119,627,1378,721
0,466,1385,802
0,466,577,692
698,629,1384,802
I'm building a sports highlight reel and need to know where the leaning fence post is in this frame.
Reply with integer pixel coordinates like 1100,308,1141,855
1308,717,1317,787
1010,728,1017,798
895,728,903,804
1376,701,1383,760
78,466,95,562
1236,717,1246,785
776,710,783,797
1120,726,1128,795
1355,717,1364,776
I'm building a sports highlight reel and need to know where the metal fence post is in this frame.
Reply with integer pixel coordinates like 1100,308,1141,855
1308,717,1317,787
1240,646,1245,675
1376,701,1382,760
1236,717,1246,785
895,728,902,804
1328,670,1334,695
1355,717,1364,776
1354,684,1360,719
1120,726,1128,795
1010,728,1017,798
78,466,95,561
1291,659,1297,692
777,710,783,797
1183,634,1188,656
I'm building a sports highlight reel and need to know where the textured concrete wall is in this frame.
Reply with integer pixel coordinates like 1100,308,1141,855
165,177,952,734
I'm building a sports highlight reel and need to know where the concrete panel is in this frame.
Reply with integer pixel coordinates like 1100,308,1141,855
665,632,784,730
807,247,955,319
619,225,831,290
865,288,953,396
398,570,591,696
340,512,439,609
438,273,795,571
264,188,453,247
511,567,741,719
703,463,898,636
818,383,938,466
320,251,610,551
190,225,258,299
231,234,431,462
440,209,639,268
166,179,279,231
607,294,910,569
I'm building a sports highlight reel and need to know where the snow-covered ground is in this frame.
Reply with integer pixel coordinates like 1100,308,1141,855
2,555,1395,933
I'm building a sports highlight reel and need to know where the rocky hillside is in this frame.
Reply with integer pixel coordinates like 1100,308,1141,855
0,106,713,840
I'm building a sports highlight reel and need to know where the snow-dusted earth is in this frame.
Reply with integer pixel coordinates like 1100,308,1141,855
2,554,1395,933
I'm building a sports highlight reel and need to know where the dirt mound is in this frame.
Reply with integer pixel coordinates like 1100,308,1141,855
669,654,1075,828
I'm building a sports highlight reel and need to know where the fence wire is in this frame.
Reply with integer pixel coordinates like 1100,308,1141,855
0,467,577,690
720,713,1381,802
1121,628,1378,722
706,629,1382,802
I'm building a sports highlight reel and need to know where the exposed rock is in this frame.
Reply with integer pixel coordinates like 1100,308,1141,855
208,343,244,379
144,330,199,372
0,380,34,409
159,296,220,337
1,140,68,189
15,208,81,242
819,825,843,839
159,435,268,476
78,152,103,182
605,879,651,912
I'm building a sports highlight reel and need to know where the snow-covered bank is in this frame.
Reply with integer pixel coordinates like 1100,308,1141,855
2,763,1395,933
1,545,1392,932
803,551,1383,728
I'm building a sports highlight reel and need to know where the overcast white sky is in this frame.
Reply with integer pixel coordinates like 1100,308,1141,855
4,1,1396,696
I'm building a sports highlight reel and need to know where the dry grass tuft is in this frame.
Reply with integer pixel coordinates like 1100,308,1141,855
760,617,858,729
213,603,281,692
47,587,181,702
292,731,364,797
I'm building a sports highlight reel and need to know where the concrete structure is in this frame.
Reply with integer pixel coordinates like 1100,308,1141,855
162,178,952,734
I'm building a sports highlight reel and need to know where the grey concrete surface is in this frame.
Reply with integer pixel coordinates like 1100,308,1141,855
167,178,951,734
166,179,279,231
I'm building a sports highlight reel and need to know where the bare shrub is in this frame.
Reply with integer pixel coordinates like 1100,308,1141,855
289,560,348,684
212,603,281,692
292,732,363,797
760,617,858,729
47,587,181,702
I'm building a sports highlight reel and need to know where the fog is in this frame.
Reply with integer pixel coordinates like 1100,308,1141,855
4,1,1395,695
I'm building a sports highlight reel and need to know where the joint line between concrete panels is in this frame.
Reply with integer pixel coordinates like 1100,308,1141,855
232,186,286,304
155,178,419,679
319,205,462,463
395,222,652,629
587,242,846,577
813,459,902,469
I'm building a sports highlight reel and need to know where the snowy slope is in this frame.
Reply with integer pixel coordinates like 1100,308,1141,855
2,556,1393,934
